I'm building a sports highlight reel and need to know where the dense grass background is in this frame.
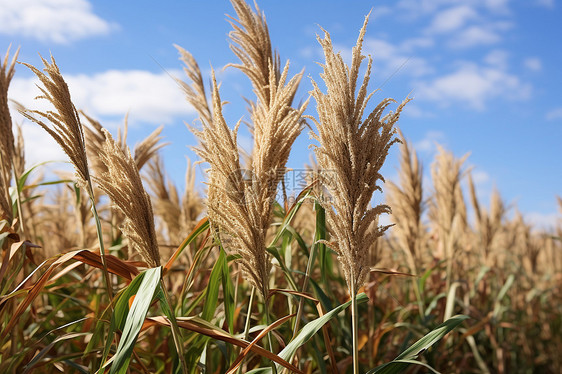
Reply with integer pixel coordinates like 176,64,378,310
0,140,560,373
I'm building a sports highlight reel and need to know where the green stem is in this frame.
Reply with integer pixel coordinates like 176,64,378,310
351,282,359,374
237,286,256,374
412,276,425,319
286,236,318,372
243,287,255,341
263,294,277,374
160,279,188,374
292,244,315,336
405,252,425,319
11,163,25,236
86,180,114,304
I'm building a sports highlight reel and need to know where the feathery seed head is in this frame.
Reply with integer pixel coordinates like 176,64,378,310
386,130,424,267
191,71,273,295
309,15,409,293
227,0,280,107
83,112,166,176
183,0,307,297
0,46,18,169
188,61,306,298
175,45,213,128
429,145,469,237
20,55,90,187
0,47,20,221
94,129,161,268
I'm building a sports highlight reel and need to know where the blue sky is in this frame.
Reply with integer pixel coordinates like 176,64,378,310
1,0,560,229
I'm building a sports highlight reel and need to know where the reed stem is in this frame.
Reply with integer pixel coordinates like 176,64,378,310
237,286,256,374
263,289,277,374
351,282,359,374
160,278,188,374
243,286,256,341
86,180,114,304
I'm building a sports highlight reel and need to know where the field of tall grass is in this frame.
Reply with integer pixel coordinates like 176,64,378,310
1,0,561,373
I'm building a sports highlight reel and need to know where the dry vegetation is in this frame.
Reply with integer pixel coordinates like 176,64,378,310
1,1,561,373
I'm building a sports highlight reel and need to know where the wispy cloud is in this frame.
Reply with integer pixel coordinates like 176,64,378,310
523,57,542,72
449,23,510,48
526,211,559,231
414,130,446,153
19,124,68,167
397,0,509,19
398,1,513,49
484,49,509,69
402,103,435,118
414,62,531,110
546,107,562,121
372,6,393,19
426,5,478,33
534,0,555,8
0,0,116,44
364,38,434,78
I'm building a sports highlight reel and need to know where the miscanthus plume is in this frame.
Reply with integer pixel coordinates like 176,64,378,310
309,15,409,295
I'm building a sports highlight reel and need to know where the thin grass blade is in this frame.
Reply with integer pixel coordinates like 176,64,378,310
109,266,161,374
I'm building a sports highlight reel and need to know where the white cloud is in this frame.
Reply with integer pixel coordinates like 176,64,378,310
395,1,513,49
535,0,555,8
20,123,68,167
484,49,509,69
427,5,478,33
401,37,435,51
523,57,542,72
372,6,393,19
402,103,435,118
9,69,195,125
361,38,434,78
414,63,531,110
414,130,446,153
397,0,454,17
450,25,502,48
0,0,115,44
299,46,315,59
471,169,490,185
546,107,562,121
482,0,510,13
525,211,559,231
397,0,510,19
9,68,195,168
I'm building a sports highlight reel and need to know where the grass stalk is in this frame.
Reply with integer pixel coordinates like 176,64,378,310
160,278,188,374
11,162,25,236
243,286,256,341
292,241,316,337
412,277,425,319
351,281,359,374
86,180,114,304
287,212,320,370
405,253,425,319
292,199,324,339
263,293,278,374
237,286,256,374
